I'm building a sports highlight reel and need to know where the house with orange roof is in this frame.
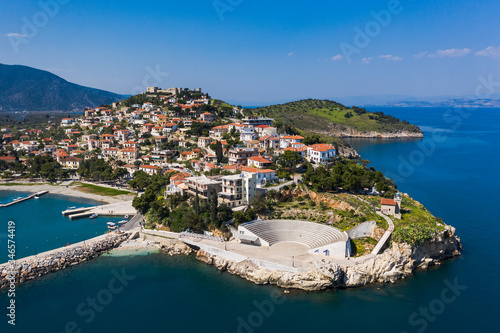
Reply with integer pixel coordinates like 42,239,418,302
209,125,228,139
200,112,215,122
306,143,336,164
254,125,277,136
380,195,402,219
204,163,219,172
139,165,161,175
119,147,140,162
179,151,197,161
279,135,304,149
241,166,278,185
280,146,308,159
0,156,16,163
163,122,178,133
58,156,82,170
247,155,272,169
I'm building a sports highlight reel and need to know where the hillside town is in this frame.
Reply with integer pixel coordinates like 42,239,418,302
0,87,338,210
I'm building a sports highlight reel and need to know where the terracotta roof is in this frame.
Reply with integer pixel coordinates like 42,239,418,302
308,143,335,152
380,198,397,206
248,155,272,164
140,165,159,170
0,156,15,161
241,166,276,174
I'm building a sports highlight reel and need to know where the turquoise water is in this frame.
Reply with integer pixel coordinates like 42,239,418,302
0,191,123,263
1,107,499,332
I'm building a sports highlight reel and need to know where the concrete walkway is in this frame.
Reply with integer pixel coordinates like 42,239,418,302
371,211,395,255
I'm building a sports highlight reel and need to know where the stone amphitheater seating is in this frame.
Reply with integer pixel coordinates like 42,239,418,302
240,220,347,249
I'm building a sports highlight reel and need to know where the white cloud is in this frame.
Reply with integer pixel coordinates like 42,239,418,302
331,54,344,61
428,48,471,58
4,32,27,38
475,46,500,58
288,52,294,56
361,57,373,64
413,51,428,59
379,54,404,61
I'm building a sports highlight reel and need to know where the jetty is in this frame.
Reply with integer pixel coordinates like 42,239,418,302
63,200,136,220
0,190,49,208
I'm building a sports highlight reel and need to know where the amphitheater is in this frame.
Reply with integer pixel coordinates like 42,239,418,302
237,220,351,259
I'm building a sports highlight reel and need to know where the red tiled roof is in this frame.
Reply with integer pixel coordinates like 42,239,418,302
380,198,397,206
308,143,335,152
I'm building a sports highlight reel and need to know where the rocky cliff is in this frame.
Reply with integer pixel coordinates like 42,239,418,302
195,226,461,291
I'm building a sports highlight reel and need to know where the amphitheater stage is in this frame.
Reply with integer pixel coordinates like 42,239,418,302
269,242,310,257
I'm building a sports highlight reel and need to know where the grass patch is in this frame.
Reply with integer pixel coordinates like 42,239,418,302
73,183,134,197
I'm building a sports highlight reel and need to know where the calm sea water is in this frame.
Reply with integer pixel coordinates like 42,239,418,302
0,191,123,263
1,107,499,332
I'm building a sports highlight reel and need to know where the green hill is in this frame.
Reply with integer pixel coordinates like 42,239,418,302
0,64,125,111
250,99,423,138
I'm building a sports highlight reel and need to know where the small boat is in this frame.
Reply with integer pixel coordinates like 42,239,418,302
117,220,128,225
108,225,118,230
107,222,116,227
89,213,98,219
34,196,39,199
68,206,76,210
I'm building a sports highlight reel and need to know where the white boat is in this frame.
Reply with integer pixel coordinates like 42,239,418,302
89,213,98,219
117,220,128,225
107,222,116,227
34,196,39,199
68,206,76,210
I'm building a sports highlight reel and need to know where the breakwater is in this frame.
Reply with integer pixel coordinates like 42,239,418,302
0,232,129,289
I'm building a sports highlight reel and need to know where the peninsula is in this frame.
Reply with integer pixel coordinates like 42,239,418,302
0,85,460,291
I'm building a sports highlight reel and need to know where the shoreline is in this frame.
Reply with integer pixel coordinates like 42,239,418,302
0,182,135,204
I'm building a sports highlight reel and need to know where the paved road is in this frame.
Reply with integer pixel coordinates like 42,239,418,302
122,213,143,231
266,174,302,191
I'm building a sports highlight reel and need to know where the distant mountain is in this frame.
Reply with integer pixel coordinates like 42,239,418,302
0,64,125,111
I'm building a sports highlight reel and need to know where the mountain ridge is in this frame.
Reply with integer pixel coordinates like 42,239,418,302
0,64,124,111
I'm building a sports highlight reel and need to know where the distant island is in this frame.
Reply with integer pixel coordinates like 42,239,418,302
0,64,125,111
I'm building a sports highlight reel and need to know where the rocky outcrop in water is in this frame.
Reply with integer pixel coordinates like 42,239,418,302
0,233,129,289
195,227,461,291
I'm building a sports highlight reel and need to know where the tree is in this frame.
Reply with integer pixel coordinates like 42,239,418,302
214,140,223,164
128,170,151,190
277,150,301,170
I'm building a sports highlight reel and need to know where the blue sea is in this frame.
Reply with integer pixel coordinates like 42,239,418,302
0,191,123,263
1,107,499,332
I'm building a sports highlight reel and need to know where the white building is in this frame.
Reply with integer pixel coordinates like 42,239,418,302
306,144,336,164
218,173,257,208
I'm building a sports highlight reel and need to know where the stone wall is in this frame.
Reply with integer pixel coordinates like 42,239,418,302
0,233,129,290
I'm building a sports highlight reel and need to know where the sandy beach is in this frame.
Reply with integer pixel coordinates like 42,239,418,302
0,181,135,204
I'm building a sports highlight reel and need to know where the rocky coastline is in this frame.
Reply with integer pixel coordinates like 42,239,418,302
315,123,424,139
193,226,461,291
0,233,129,290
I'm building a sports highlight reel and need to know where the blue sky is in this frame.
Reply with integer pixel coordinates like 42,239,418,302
2,0,500,105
